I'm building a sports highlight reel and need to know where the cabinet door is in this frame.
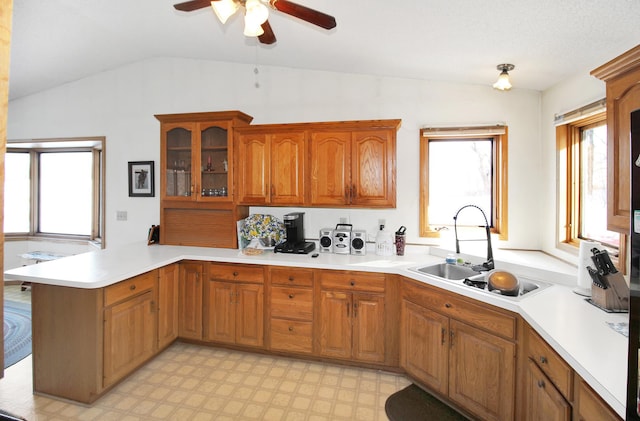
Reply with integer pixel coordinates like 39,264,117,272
606,79,640,233
401,300,449,396
158,264,179,349
162,123,195,200
352,293,385,363
319,290,352,359
103,291,157,387
204,280,236,343
236,132,269,204
448,319,515,421
525,360,571,421
235,283,264,347
351,130,396,207
178,262,203,340
575,378,622,421
310,131,351,206
199,122,231,201
270,132,306,205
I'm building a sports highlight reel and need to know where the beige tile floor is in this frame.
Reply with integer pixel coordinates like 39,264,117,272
2,284,409,420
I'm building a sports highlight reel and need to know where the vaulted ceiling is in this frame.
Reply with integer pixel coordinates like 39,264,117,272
8,0,640,100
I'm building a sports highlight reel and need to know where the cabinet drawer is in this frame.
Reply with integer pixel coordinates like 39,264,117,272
271,267,314,287
526,327,573,400
318,270,385,292
270,286,313,320
403,279,516,340
104,271,156,307
270,318,313,354
209,263,264,284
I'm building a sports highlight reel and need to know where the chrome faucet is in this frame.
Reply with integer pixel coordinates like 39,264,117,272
453,205,494,272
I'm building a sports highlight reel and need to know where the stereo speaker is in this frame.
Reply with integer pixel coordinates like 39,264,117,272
351,231,367,255
319,229,333,253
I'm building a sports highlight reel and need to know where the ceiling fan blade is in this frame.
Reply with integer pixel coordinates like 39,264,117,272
174,0,215,12
258,20,277,45
270,0,337,30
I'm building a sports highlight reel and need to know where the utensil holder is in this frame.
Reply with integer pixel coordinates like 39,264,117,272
591,271,629,311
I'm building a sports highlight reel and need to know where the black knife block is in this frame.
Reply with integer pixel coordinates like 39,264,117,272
591,271,629,311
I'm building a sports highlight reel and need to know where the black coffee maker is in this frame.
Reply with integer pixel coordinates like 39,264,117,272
275,212,316,254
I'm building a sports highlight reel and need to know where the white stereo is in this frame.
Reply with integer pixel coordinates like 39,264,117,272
319,228,333,253
351,231,367,255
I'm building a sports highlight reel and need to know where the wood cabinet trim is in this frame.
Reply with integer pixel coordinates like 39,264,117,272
591,45,640,82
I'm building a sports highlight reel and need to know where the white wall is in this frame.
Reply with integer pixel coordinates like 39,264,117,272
539,73,606,264
8,57,543,251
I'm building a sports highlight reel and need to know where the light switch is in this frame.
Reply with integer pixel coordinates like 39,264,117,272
116,211,127,221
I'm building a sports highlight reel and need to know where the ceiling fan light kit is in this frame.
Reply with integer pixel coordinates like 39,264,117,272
211,0,239,24
493,63,515,91
174,0,337,45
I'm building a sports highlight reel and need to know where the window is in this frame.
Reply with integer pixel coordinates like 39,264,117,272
4,138,105,244
557,111,621,251
419,126,508,238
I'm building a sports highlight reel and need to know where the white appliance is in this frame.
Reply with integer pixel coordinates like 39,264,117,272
319,228,333,253
351,230,367,255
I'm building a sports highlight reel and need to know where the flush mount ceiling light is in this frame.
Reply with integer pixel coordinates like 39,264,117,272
492,64,515,91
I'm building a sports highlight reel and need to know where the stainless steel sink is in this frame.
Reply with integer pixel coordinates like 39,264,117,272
408,263,552,301
412,263,481,280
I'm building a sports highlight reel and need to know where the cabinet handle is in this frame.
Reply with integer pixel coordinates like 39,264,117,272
351,184,356,199
350,280,355,286
441,328,446,345
233,271,239,277
288,326,294,332
347,303,350,317
288,294,294,299
271,184,275,196
229,291,234,304
539,356,548,364
450,330,455,347
288,276,295,282
130,284,136,291
445,303,452,308
537,380,545,389
353,302,358,318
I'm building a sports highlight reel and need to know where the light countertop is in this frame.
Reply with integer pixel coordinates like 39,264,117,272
4,242,628,417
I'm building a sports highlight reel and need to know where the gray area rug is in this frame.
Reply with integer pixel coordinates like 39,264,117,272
4,300,32,368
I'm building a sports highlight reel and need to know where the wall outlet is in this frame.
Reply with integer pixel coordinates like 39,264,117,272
378,218,386,228
116,211,127,221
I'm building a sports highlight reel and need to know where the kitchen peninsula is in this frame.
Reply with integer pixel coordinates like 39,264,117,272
5,243,627,420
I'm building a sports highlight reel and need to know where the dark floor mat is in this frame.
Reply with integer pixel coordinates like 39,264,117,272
385,384,470,421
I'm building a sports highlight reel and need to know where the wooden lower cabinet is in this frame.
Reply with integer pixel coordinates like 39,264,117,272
204,263,265,347
318,271,388,364
31,270,160,404
268,267,314,354
401,279,517,421
103,290,157,387
524,360,571,421
574,376,622,421
158,263,179,349
178,261,204,340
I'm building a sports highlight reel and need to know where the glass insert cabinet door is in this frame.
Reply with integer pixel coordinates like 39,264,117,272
163,122,231,200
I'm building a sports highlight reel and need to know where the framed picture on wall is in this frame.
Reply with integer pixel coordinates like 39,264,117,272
128,161,155,197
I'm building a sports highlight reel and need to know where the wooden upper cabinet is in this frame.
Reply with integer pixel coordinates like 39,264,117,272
271,132,306,205
591,45,640,233
351,130,396,207
236,119,400,208
236,129,306,205
310,131,351,206
310,122,399,208
156,111,253,203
